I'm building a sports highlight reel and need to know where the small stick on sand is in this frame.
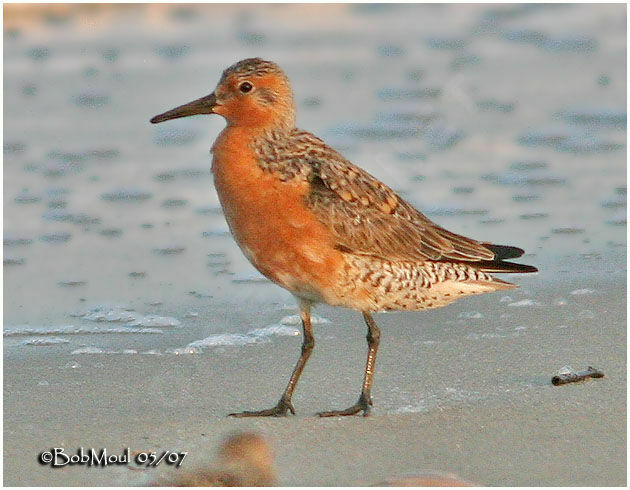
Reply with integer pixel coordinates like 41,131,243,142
552,366,604,386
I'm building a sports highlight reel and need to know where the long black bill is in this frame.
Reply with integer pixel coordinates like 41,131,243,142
150,93,217,124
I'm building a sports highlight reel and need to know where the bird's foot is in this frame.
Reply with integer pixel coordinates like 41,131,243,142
228,397,295,417
318,394,372,417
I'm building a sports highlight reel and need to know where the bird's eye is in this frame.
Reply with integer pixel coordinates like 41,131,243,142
239,82,253,93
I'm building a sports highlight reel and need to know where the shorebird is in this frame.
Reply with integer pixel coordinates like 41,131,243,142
151,58,537,417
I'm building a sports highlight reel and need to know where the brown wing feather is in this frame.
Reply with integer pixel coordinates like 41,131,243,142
296,131,496,263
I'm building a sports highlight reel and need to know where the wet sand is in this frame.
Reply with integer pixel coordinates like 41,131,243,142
3,3,626,486
4,274,626,486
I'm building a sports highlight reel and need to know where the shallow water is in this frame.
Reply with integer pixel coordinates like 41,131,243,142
3,5,626,484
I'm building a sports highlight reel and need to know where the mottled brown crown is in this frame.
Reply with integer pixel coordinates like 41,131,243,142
220,58,288,84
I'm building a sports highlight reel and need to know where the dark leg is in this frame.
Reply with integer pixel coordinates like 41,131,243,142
319,312,381,417
229,300,314,417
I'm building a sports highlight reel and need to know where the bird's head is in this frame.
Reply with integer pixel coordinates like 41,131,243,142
150,58,296,131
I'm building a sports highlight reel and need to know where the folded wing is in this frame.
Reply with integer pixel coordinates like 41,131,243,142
299,134,536,273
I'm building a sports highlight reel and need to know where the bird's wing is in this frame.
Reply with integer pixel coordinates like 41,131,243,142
296,132,497,263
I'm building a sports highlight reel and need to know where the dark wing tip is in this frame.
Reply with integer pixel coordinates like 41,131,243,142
482,243,537,273
483,243,526,260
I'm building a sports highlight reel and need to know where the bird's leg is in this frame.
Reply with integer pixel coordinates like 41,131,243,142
319,312,381,417
229,300,314,417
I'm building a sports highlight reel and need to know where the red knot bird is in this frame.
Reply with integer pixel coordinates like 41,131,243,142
151,58,537,417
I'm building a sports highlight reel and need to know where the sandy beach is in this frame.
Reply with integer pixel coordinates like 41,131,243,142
4,4,626,486
4,273,626,485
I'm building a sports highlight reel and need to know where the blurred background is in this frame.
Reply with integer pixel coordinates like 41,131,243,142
3,2,626,358
3,4,626,486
